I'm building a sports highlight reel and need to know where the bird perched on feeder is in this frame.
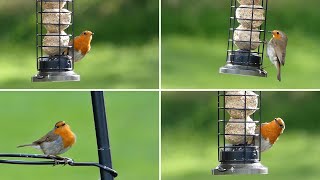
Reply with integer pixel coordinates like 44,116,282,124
64,30,94,62
255,118,285,152
267,30,288,82
17,121,76,158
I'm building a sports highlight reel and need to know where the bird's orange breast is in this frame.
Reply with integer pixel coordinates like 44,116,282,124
261,122,282,144
54,126,76,148
74,36,92,55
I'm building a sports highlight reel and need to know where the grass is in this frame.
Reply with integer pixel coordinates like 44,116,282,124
162,129,320,180
0,91,159,180
0,41,158,89
161,34,320,89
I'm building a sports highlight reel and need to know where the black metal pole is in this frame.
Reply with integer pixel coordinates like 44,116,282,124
91,91,114,180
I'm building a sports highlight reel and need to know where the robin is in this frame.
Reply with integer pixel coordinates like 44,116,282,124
17,121,76,159
255,118,285,152
267,30,288,82
64,30,94,62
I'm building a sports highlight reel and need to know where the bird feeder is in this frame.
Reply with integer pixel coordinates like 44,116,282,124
0,91,117,180
213,91,268,175
219,0,268,77
32,0,80,82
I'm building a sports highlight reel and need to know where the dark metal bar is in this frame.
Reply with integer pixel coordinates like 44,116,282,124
261,0,268,66
71,0,75,69
218,120,259,123
244,91,247,163
223,91,226,153
259,91,262,161
230,0,237,61
225,0,234,62
218,107,259,110
217,92,220,160
91,91,114,180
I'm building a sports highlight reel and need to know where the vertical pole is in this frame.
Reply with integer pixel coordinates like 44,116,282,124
91,91,114,180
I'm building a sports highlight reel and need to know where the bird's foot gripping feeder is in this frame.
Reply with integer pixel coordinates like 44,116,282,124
32,0,80,82
213,91,268,175
0,154,118,178
219,0,268,77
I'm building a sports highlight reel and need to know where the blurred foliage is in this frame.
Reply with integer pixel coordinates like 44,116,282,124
0,91,159,179
0,0,158,89
162,0,320,88
162,91,320,180
162,91,320,132
0,0,158,44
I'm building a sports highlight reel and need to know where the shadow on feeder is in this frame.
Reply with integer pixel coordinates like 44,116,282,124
213,91,268,175
219,0,269,77
32,0,80,82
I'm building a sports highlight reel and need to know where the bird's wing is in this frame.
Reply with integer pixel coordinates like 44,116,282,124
62,39,74,55
274,39,287,66
254,123,268,146
32,130,60,145
267,40,279,65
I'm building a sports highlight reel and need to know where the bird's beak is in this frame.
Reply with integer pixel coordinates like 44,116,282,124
92,32,94,35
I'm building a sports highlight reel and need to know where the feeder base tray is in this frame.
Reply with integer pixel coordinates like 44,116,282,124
212,162,268,175
219,64,267,77
32,71,80,82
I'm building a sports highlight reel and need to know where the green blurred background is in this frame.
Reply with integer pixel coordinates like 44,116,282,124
162,0,320,89
0,0,158,89
0,91,159,179
162,91,320,180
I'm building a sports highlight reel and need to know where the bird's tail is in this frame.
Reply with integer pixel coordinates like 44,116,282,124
17,144,34,148
275,61,281,82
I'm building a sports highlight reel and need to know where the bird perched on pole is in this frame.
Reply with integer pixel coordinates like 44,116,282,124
64,30,94,62
17,121,76,158
255,118,285,152
267,30,288,82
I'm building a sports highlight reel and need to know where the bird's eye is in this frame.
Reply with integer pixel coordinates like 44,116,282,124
276,32,280,35
61,123,66,126
84,32,87,35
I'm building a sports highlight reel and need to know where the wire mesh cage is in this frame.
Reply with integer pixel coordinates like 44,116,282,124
213,91,268,175
219,0,268,77
32,0,80,82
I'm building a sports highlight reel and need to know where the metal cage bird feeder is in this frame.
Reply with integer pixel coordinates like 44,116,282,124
0,91,117,180
32,0,80,82
219,0,268,77
213,91,268,175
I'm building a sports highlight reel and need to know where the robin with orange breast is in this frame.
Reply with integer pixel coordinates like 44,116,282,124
255,118,285,152
17,121,76,158
64,30,94,62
